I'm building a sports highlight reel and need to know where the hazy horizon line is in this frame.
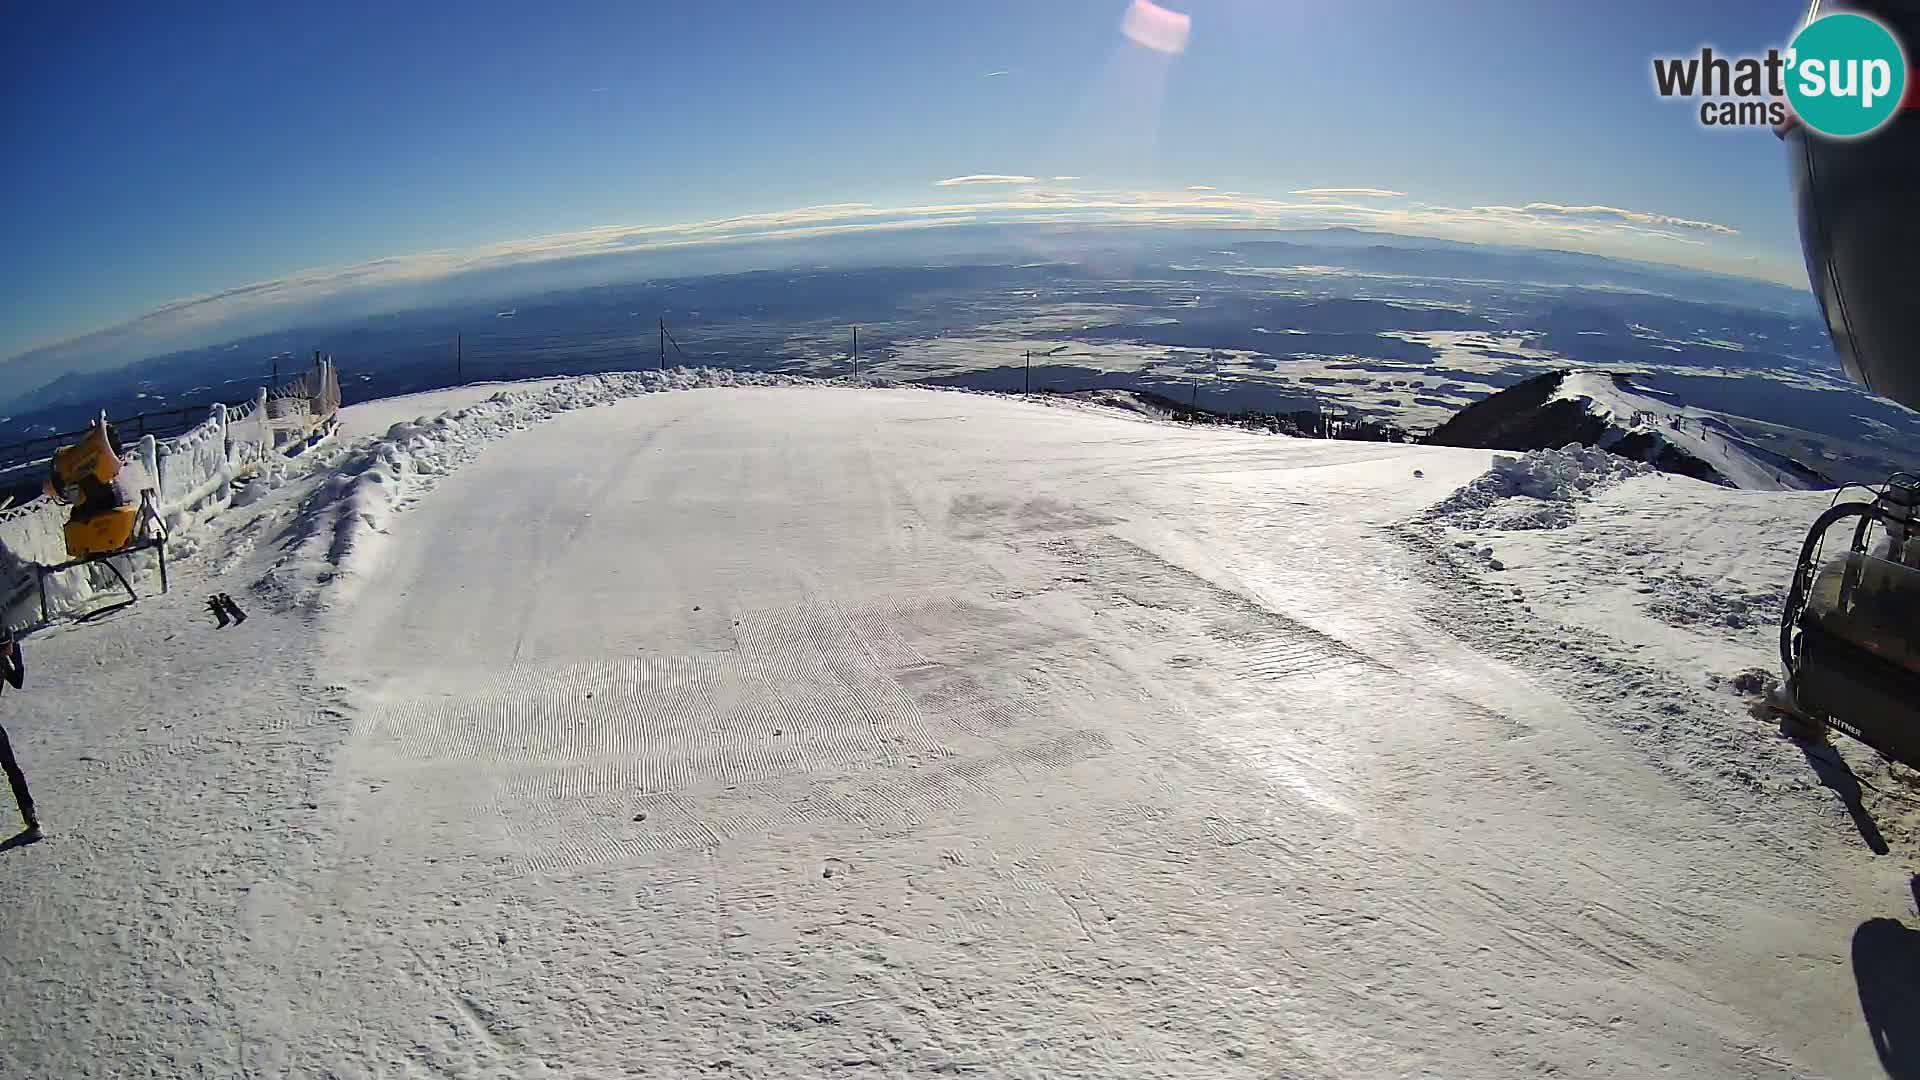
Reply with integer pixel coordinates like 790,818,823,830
0,186,1808,403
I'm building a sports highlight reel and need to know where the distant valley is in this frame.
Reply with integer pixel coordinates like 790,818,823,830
4,228,1914,486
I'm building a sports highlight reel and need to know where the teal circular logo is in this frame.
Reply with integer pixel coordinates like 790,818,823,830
1787,12,1908,138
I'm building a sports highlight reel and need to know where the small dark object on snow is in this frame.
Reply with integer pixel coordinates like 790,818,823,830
632,812,647,822
0,825,42,852
693,605,701,611
217,594,247,624
207,595,230,628
1413,469,1425,479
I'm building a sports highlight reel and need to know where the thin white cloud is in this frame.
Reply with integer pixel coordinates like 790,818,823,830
934,174,1038,186
1052,175,1081,181
1187,185,1217,191
985,70,1009,77
1486,202,1739,236
1291,187,1408,200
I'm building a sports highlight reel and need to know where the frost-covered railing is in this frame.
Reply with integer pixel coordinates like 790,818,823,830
0,363,340,630
0,498,69,633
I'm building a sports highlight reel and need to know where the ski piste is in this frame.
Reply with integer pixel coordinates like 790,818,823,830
3,375,1912,1077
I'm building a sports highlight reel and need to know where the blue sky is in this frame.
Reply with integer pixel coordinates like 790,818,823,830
2,0,1811,378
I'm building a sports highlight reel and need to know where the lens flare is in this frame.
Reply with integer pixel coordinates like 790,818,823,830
1121,0,1191,55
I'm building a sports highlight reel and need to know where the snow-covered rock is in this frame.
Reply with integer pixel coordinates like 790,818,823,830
1427,370,1831,491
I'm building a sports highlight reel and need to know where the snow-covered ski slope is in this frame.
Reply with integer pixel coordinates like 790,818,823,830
2,374,1916,1079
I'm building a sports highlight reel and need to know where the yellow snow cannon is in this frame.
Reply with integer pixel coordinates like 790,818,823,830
1779,472,1920,768
43,418,138,558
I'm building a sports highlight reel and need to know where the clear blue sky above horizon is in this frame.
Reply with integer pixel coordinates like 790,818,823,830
2,0,1810,369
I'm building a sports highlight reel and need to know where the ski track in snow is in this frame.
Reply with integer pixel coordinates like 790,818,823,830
1,373,1916,1078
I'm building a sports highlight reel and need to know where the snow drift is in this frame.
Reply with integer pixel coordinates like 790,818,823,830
1428,443,1652,530
261,368,821,610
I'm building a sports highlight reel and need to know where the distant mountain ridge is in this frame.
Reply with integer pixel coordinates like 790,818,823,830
1425,370,1831,491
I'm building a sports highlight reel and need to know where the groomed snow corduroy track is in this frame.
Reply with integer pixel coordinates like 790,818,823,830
3,382,1915,1078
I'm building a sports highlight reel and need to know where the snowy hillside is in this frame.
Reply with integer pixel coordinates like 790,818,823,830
1549,372,1831,491
1428,370,1831,492
1,373,1915,1078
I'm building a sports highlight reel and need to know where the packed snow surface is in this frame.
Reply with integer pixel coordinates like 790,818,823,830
2,372,1916,1078
334,378,571,439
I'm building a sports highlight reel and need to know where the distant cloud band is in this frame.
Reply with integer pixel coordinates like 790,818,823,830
1480,202,1739,236
1291,187,1408,199
935,174,1038,186
0,184,1777,396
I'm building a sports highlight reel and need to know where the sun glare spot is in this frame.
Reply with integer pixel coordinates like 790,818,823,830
1121,0,1190,54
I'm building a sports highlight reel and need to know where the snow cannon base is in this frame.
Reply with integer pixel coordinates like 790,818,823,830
1793,613,1920,768
1780,473,1920,769
34,489,170,625
64,505,140,559
1793,551,1920,766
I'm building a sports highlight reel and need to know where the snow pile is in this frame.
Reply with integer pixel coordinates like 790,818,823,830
1427,443,1652,530
262,367,819,610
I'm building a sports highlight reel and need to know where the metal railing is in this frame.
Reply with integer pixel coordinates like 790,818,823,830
0,401,252,475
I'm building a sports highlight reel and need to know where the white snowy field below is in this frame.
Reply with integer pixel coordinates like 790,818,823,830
2,375,1918,1078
